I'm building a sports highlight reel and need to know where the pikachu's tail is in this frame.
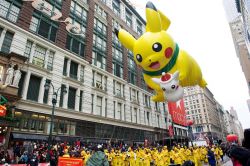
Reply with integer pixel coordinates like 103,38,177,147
199,78,207,88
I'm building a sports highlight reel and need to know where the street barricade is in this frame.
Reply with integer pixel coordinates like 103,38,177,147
58,157,83,166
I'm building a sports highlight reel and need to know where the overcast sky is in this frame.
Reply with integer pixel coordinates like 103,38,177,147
130,0,250,129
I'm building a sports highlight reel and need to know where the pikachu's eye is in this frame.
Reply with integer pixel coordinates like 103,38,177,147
136,54,143,62
152,42,162,52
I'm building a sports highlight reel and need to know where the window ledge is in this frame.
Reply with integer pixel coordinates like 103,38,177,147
28,63,52,74
114,94,125,100
94,86,107,94
64,76,84,85
144,106,151,109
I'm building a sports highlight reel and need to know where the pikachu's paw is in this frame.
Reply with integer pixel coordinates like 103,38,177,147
151,94,165,102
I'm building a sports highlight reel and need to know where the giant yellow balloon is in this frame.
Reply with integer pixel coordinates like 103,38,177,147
115,1,207,102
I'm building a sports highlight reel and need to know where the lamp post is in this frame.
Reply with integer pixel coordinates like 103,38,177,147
187,120,194,147
44,82,67,147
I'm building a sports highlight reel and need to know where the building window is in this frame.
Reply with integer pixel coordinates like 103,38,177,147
136,20,142,36
92,18,107,70
69,61,78,80
43,79,50,104
17,71,26,97
145,94,150,107
24,40,33,58
157,115,160,127
128,51,137,85
29,12,58,42
66,35,85,57
47,51,54,71
93,34,106,52
1,31,14,53
112,0,120,16
113,63,123,78
92,51,106,70
96,96,102,115
79,90,83,112
114,81,122,97
70,1,87,22
27,75,41,102
155,102,160,111
134,108,137,123
32,45,46,68
0,0,22,23
63,58,68,76
125,9,132,27
94,4,107,20
147,112,150,125
117,102,122,120
68,87,76,109
94,18,106,35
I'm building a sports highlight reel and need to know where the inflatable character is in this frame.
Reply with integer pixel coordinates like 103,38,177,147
115,1,206,101
152,71,183,102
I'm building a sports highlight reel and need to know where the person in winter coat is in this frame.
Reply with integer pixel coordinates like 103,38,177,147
229,146,250,166
86,145,109,166
242,128,250,150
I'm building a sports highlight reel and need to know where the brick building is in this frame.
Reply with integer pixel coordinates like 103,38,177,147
0,0,169,145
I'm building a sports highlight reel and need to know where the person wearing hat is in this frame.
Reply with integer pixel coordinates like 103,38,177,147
242,128,250,150
86,145,109,166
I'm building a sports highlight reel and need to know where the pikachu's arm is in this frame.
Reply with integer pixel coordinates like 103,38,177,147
144,74,162,92
174,50,189,82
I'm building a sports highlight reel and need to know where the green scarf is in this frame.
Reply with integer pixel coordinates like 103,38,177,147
142,44,179,76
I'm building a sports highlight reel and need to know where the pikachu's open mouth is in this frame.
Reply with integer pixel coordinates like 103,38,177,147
149,61,160,69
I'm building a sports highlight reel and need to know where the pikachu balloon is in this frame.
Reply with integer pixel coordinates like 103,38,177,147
115,1,207,102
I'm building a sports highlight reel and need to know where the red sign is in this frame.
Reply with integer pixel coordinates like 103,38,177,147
58,157,83,166
169,125,174,137
0,105,6,117
167,99,187,126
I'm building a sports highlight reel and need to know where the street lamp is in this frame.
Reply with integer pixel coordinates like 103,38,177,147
44,82,67,147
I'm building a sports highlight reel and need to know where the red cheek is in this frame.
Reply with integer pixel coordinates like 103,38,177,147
165,47,173,58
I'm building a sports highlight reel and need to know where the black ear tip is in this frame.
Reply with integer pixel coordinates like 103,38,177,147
115,28,119,37
146,1,157,11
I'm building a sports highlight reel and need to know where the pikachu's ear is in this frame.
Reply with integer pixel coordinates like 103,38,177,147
158,10,171,31
115,28,135,51
146,1,161,32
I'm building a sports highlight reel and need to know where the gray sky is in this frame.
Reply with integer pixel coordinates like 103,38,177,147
130,0,250,129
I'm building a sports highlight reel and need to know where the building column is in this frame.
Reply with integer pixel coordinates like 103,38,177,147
84,0,95,63
123,48,128,81
38,77,46,103
75,88,80,111
55,0,71,48
44,49,50,69
122,104,125,121
47,84,53,106
63,85,69,109
66,59,71,77
17,1,34,31
0,29,7,49
29,43,36,63
106,13,113,73
77,64,81,81
101,97,105,117
22,71,31,100
93,94,97,115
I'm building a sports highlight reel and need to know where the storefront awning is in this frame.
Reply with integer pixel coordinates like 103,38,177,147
12,133,48,140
